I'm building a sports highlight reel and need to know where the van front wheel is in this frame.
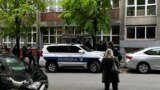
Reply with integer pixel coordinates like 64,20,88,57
89,61,100,73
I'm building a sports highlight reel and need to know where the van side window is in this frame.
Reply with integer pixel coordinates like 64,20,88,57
69,46,80,53
47,46,57,52
47,46,70,53
57,46,70,53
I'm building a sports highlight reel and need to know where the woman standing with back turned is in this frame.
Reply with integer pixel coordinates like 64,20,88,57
101,49,120,90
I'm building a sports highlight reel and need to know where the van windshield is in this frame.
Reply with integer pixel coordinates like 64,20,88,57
80,46,92,52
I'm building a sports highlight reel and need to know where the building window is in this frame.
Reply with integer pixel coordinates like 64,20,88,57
136,27,145,39
75,27,81,34
146,27,155,38
128,0,134,5
42,27,62,44
126,0,156,16
126,27,135,39
137,6,145,16
27,28,37,47
137,0,145,5
3,37,11,48
65,27,74,34
55,27,62,35
126,26,156,40
147,5,156,15
148,0,155,4
111,0,119,8
112,26,120,35
97,25,120,47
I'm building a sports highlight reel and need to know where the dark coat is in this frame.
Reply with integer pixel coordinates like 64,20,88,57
12,47,18,57
101,57,120,83
111,47,122,62
22,46,27,57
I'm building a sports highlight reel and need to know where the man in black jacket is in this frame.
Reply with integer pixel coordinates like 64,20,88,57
108,41,122,62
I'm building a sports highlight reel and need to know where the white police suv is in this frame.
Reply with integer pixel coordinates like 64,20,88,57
42,44,105,73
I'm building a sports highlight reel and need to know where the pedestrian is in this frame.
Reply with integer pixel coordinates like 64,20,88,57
22,45,27,61
102,40,108,51
108,41,122,62
101,48,120,90
12,45,18,57
36,47,40,67
27,46,36,67
97,41,103,51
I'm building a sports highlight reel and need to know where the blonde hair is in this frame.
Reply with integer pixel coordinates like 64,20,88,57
104,49,113,59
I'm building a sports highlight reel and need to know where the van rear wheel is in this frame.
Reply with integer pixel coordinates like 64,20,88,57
47,62,58,72
89,61,100,73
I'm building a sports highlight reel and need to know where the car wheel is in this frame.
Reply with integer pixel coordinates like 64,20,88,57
89,61,100,73
47,62,58,72
137,63,150,73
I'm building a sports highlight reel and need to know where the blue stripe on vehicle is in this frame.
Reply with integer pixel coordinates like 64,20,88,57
44,57,99,62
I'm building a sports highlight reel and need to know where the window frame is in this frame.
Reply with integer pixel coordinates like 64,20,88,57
125,26,156,40
126,0,157,17
110,0,120,9
42,27,63,45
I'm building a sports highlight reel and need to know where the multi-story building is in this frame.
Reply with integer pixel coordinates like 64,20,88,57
120,0,159,55
40,0,121,49
2,0,121,50
7,0,158,57
1,0,121,57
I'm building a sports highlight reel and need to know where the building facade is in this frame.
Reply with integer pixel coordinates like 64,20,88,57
5,0,158,57
120,0,159,55
2,0,121,51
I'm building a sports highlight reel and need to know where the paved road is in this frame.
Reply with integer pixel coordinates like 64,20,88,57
46,69,160,90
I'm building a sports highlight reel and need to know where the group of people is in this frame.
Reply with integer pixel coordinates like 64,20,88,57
101,41,122,90
97,40,108,51
13,45,40,67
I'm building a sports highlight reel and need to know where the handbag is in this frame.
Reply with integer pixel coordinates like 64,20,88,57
111,59,121,74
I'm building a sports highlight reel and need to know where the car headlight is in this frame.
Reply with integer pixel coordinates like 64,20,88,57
27,82,41,89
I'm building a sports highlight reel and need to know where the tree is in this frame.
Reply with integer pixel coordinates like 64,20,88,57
0,0,47,57
60,0,115,50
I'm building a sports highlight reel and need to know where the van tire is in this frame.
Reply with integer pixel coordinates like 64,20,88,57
89,61,100,73
46,62,58,73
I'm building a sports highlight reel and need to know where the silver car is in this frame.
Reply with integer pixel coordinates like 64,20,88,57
125,46,160,73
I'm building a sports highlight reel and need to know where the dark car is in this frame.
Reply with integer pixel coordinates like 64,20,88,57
0,54,48,90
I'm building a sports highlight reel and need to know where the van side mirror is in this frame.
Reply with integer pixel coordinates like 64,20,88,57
0,65,5,70
79,50,84,54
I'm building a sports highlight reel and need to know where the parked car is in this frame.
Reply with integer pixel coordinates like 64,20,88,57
42,44,105,73
125,46,160,73
0,54,48,90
